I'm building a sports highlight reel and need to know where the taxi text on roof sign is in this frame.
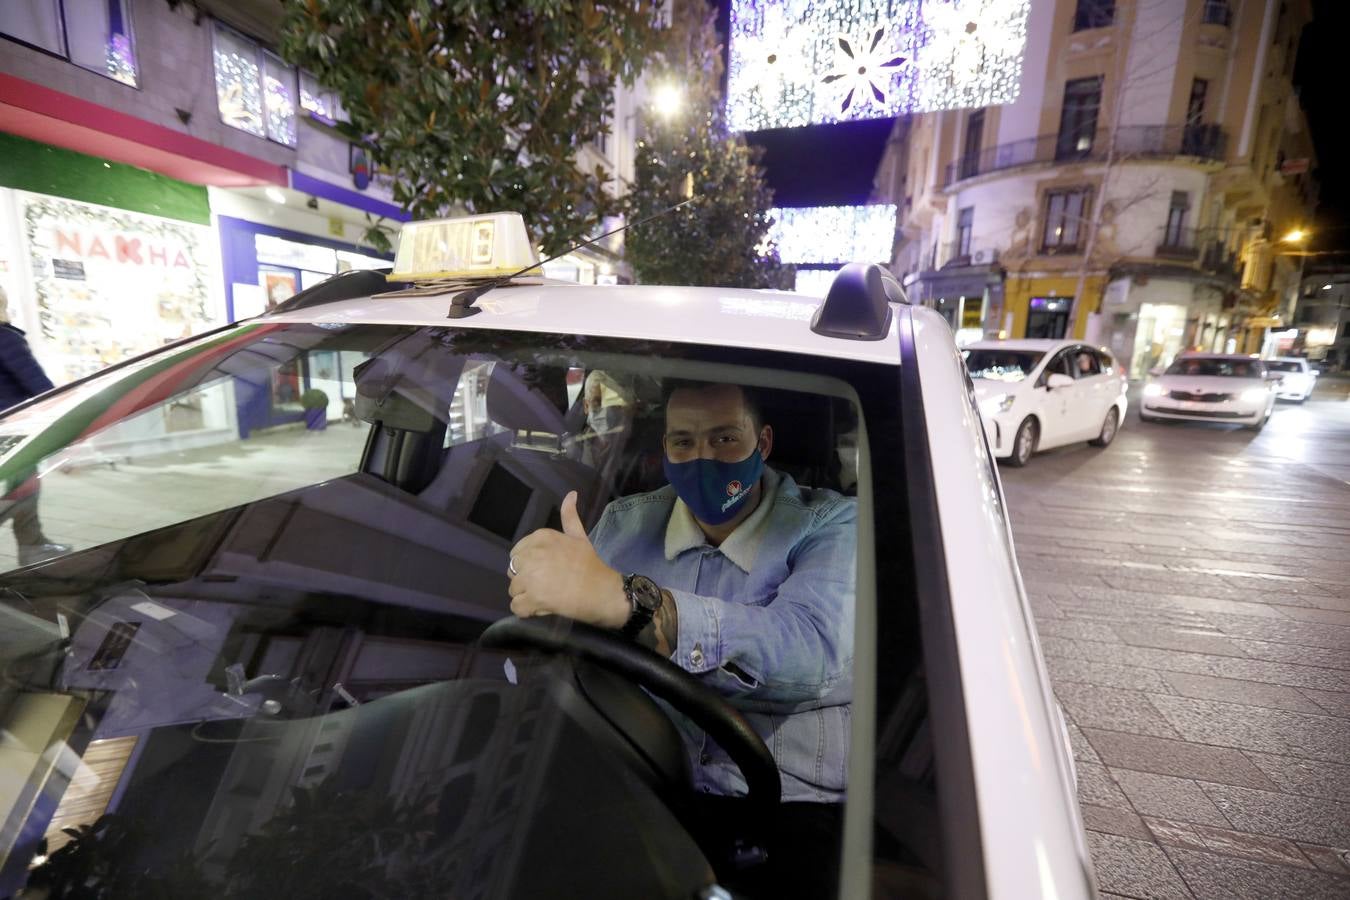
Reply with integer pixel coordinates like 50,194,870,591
391,212,539,281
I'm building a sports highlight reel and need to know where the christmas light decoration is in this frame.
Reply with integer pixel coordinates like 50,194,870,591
768,205,897,266
214,39,264,137
727,0,1030,130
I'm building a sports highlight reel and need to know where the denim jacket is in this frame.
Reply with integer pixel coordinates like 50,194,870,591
590,468,856,803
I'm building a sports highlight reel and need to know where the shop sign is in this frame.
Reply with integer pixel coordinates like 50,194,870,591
21,195,218,385
255,233,337,274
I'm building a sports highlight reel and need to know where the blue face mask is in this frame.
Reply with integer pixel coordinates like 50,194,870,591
663,447,765,526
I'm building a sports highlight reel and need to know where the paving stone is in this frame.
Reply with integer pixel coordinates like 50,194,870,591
1194,655,1350,694
1048,656,1174,692
1082,803,1153,841
1053,683,1182,739
1299,688,1350,718
1076,760,1131,810
1148,695,1350,764
1110,623,1251,658
1066,720,1101,766
1199,783,1350,848
1296,843,1350,876
1081,729,1277,791
1111,769,1232,827
1086,831,1192,900
1143,817,1313,869
1273,606,1350,628
1163,846,1350,900
1243,752,1350,804
1160,671,1327,715
1228,639,1350,671
1213,617,1350,651
1034,618,1123,642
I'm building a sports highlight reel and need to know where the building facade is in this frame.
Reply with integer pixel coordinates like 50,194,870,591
1,0,645,399
877,0,1316,376
1294,265,1350,370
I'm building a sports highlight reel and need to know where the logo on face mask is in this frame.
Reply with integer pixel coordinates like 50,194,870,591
663,449,765,526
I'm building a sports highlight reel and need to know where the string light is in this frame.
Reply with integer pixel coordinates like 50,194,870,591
768,205,898,265
727,0,1030,131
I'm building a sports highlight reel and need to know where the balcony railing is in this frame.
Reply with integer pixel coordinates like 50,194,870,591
938,243,1000,269
1156,226,1200,260
944,123,1228,187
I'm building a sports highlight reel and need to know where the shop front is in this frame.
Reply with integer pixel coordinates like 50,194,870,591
1001,273,1106,343
911,260,1005,345
1097,272,1231,379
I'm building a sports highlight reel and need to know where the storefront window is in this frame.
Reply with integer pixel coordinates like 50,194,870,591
263,52,298,146
1,0,138,87
213,23,297,146
17,194,221,384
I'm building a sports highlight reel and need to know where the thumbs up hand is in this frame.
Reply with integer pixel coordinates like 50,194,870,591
508,491,629,629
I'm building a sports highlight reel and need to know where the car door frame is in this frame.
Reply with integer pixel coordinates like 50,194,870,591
1067,344,1109,440
1032,347,1077,449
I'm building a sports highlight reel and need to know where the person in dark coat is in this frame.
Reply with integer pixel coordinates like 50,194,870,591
0,287,71,566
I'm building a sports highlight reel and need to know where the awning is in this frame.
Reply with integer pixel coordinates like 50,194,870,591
911,263,1004,302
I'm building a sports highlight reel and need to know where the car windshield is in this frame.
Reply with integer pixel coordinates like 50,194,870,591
1164,358,1264,378
1264,360,1304,373
963,349,1045,382
0,322,916,898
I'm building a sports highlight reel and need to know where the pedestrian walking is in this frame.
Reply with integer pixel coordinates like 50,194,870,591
0,286,71,566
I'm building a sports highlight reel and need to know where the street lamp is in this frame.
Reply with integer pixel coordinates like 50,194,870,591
651,83,684,120
1281,228,1308,244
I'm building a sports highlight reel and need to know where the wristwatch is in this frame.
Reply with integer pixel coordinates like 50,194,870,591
620,573,663,639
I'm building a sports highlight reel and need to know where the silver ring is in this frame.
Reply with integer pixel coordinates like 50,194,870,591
508,556,519,577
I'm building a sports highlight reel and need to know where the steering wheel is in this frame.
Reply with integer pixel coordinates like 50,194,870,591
480,615,781,810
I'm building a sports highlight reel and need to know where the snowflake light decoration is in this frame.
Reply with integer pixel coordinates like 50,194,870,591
822,28,907,114
768,205,898,266
727,0,1030,131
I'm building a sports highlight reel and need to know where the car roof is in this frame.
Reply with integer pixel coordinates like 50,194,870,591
1173,352,1262,362
964,338,1078,352
266,281,903,366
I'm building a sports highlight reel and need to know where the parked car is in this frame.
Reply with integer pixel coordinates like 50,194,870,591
0,215,1094,900
1140,353,1276,429
1264,357,1317,402
965,339,1129,467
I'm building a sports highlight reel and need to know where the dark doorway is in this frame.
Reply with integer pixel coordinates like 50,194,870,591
1026,297,1073,338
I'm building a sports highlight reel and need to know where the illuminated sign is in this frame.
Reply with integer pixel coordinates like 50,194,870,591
727,0,1030,131
769,205,898,266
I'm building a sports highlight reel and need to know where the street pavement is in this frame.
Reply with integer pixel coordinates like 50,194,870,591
1001,379,1350,899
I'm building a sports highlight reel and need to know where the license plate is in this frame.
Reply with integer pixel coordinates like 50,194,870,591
1179,400,1200,410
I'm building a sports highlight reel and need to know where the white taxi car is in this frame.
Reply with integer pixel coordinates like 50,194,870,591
966,339,1129,467
0,215,1092,900
1264,357,1318,403
1140,352,1276,429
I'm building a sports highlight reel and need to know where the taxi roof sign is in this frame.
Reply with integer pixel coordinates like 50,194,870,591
391,212,538,281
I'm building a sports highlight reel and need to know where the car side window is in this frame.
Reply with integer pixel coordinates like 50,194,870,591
1037,351,1073,387
1096,349,1115,375
1071,348,1101,379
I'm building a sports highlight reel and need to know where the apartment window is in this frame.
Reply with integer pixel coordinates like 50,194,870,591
0,0,138,87
959,110,985,180
1186,79,1208,126
1163,192,1190,247
1202,0,1233,27
956,207,974,259
298,71,349,124
1042,188,1091,252
1072,0,1115,30
1056,77,1103,160
213,23,297,146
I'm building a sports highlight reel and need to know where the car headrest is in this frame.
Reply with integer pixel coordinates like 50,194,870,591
485,363,567,435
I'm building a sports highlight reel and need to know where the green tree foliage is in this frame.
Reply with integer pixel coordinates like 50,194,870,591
279,0,665,254
624,0,790,288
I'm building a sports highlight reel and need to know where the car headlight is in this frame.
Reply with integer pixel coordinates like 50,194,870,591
1143,383,1165,397
1240,387,1269,402
979,394,1015,416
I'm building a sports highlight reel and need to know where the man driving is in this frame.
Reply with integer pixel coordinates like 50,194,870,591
506,379,856,806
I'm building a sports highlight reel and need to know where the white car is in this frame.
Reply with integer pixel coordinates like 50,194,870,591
0,215,1093,900
1140,353,1276,429
1265,357,1318,402
966,339,1129,467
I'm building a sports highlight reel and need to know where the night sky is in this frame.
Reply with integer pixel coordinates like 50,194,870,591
724,2,1344,253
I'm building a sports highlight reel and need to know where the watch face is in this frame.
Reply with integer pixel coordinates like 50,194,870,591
628,575,662,613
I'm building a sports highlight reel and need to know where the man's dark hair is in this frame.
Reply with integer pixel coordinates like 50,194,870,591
661,380,765,430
